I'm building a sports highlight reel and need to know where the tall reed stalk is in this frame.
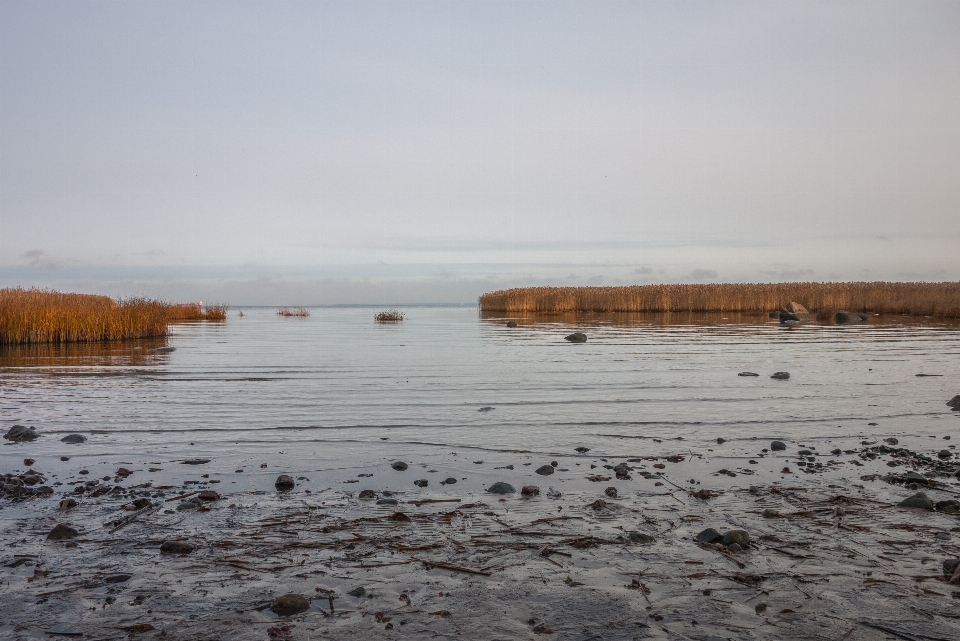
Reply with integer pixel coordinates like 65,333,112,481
478,282,960,317
0,288,228,344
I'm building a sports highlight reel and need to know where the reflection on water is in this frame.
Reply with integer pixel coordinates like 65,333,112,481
0,337,172,368
1,306,958,462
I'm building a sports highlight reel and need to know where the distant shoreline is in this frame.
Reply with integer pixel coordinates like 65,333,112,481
479,281,960,318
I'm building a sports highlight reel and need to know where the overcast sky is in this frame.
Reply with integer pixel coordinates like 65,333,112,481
2,0,958,304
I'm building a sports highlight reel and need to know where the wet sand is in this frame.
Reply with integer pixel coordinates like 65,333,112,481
4,430,960,640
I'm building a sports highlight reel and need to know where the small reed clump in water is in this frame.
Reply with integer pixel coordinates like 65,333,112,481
375,309,405,322
478,282,960,318
277,307,310,317
0,288,227,344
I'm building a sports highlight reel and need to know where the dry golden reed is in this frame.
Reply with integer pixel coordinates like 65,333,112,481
277,306,310,317
479,282,960,318
375,309,405,322
0,288,228,344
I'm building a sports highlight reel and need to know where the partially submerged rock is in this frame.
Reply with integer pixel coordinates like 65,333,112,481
778,302,812,323
835,310,868,324
604,486,617,498
771,441,787,451
535,465,554,476
897,492,934,510
771,372,790,380
722,530,751,548
270,593,310,616
358,489,376,499
47,524,78,541
521,485,540,497
695,528,722,544
738,372,759,377
275,475,295,491
574,447,590,453
160,540,195,554
628,532,655,544
948,395,960,410
60,434,86,444
414,479,428,487
390,461,408,471
564,332,587,343
182,458,210,465
505,321,518,328
486,482,515,494
4,425,38,442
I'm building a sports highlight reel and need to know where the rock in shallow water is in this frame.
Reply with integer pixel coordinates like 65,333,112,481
771,441,786,451
564,332,587,343
898,492,934,510
535,465,554,476
414,479,428,487
738,372,759,377
346,586,366,598
390,461,408,471
270,593,310,616
695,528,722,544
487,482,515,494
628,532,655,544
60,434,86,444
275,475,295,490
358,489,376,499
47,524,78,541
721,530,751,548
160,540,195,554
4,425,38,442
521,485,539,496
771,372,790,380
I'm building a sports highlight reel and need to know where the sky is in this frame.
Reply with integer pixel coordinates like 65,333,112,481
2,0,959,304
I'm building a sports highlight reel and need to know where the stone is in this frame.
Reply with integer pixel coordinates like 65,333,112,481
738,372,759,377
771,372,790,380
275,475,295,490
23,458,35,466
359,489,376,499
414,479,428,487
441,477,457,485
943,559,960,580
884,437,899,445
716,437,726,444
59,498,77,510
105,573,132,584
768,311,781,319
935,499,960,514
47,524,78,541
521,485,540,496
116,468,133,477
391,461,408,471
695,528,723,544
835,310,868,324
160,540,195,554
762,509,780,518
535,465,555,476
4,425,38,442
946,395,960,409
898,492,934,510
177,498,201,511
628,532,655,544
270,593,310,616
505,321,518,328
487,482,515,494
60,434,87,444
798,449,812,456
771,441,786,451
182,458,210,465
779,302,812,322
721,530,751,548
346,587,366,598
376,498,398,505
588,499,607,510
575,447,590,453
564,332,587,343
197,490,220,501
939,450,953,459
386,511,411,522
604,486,618,498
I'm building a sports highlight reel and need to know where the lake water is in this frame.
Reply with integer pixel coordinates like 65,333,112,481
3,306,959,476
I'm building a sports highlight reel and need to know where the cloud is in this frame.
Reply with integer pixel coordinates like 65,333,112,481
688,269,718,281
22,249,59,269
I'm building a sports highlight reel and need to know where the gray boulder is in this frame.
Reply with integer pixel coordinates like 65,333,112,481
487,482,515,494
535,465,555,476
947,395,960,409
898,492,934,510
721,530,751,548
695,528,722,544
771,441,786,451
835,310,868,324
4,425,38,442
61,434,87,444
779,302,812,323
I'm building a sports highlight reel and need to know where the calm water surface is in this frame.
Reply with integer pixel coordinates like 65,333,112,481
2,306,959,465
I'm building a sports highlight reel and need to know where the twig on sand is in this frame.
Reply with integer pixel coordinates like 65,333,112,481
420,560,491,576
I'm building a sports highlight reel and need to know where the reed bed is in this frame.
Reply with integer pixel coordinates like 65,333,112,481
0,288,228,344
478,282,960,318
277,306,310,317
375,309,405,323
